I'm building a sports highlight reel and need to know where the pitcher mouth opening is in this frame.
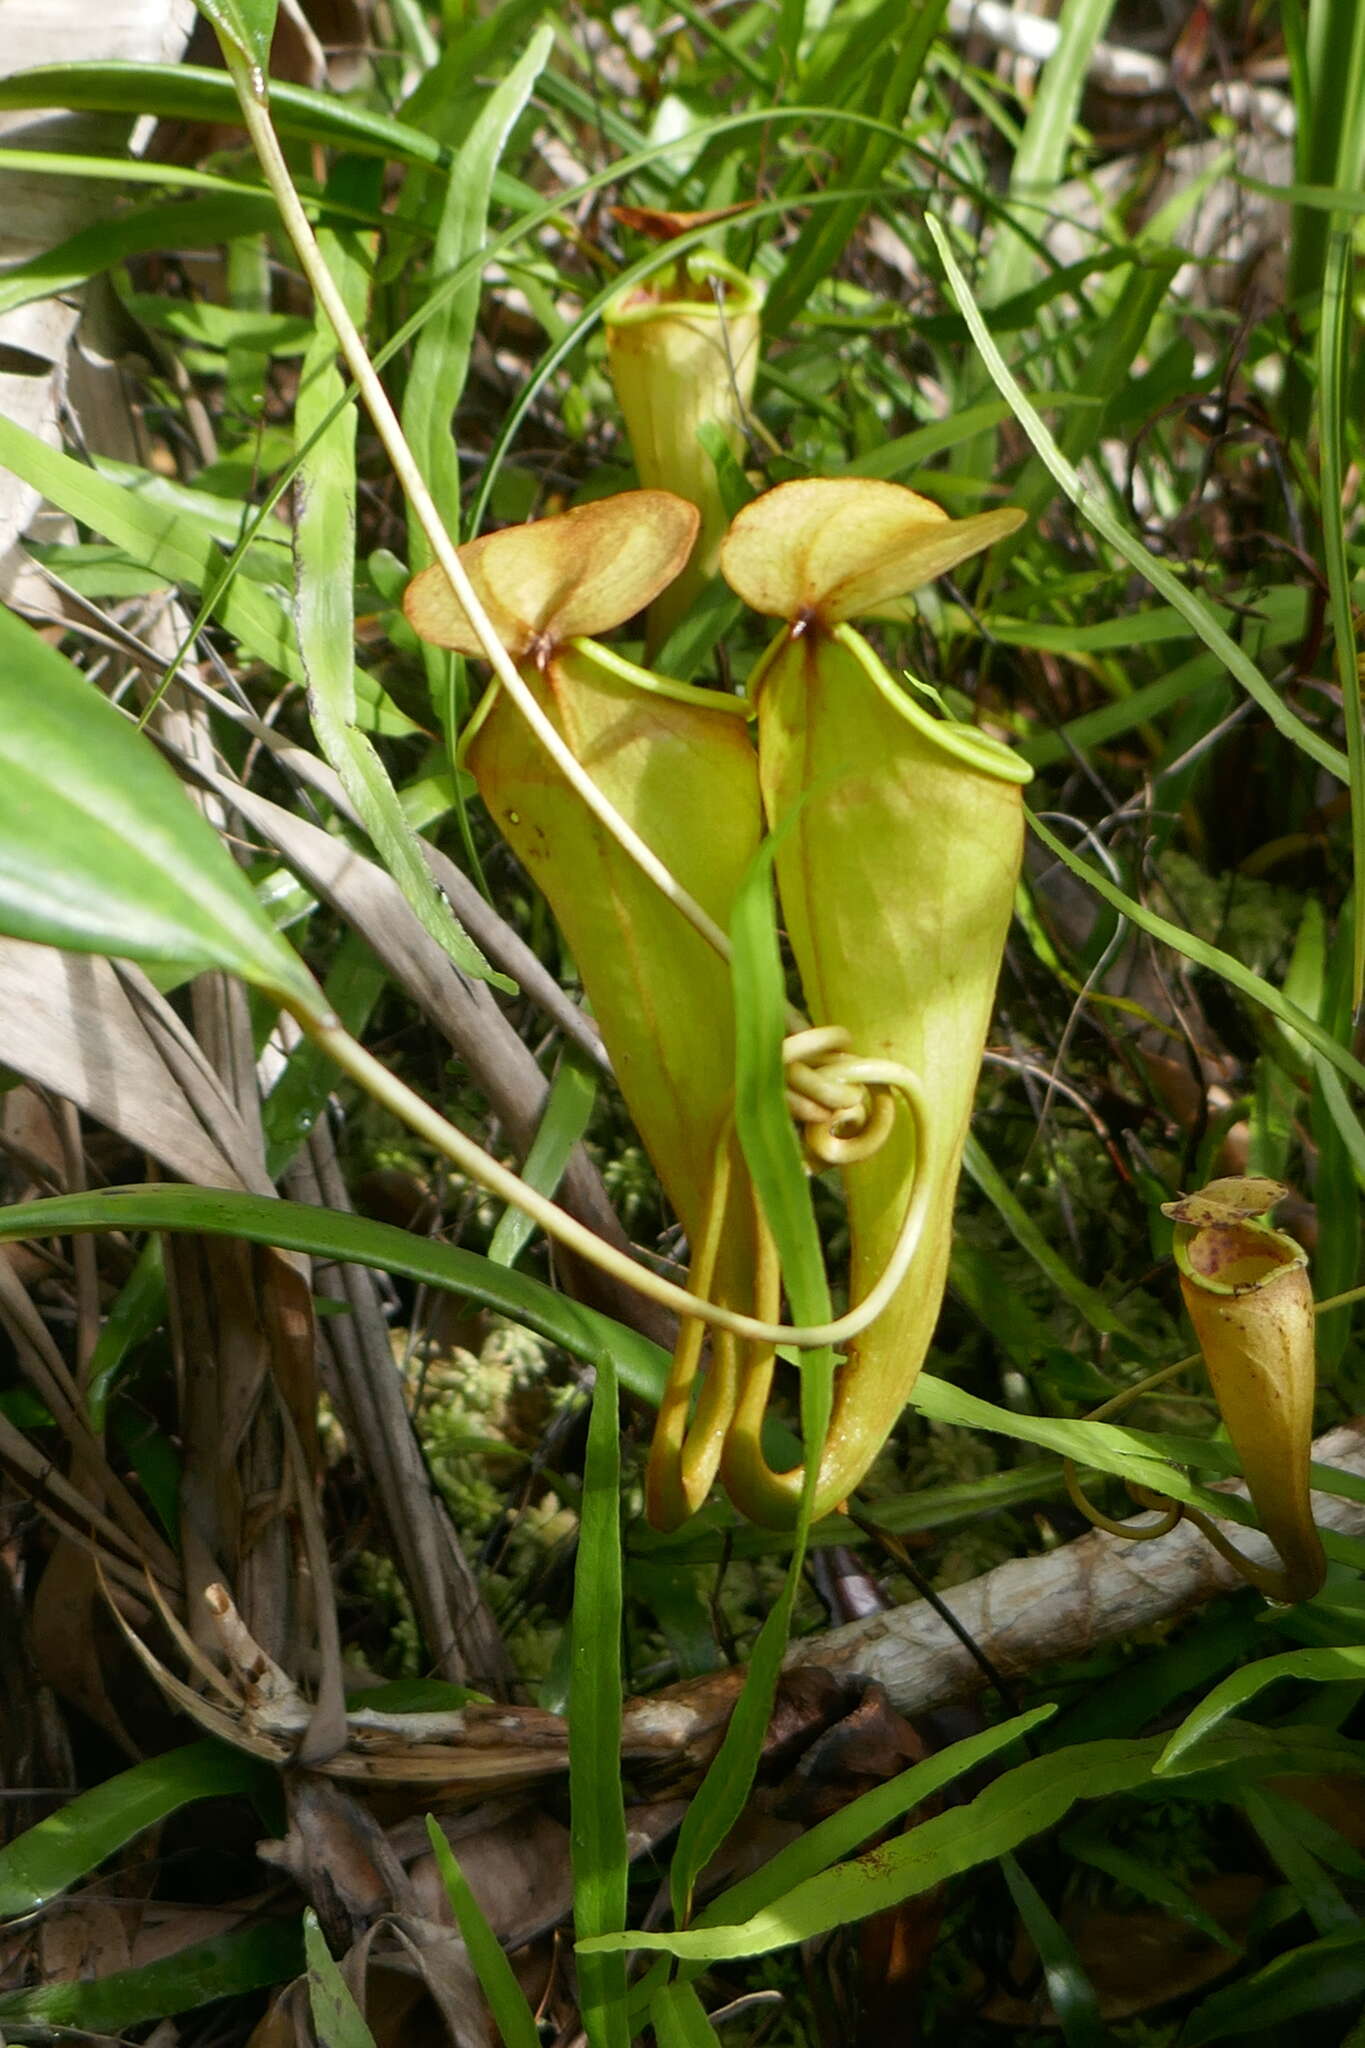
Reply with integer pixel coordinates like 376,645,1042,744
1180,1217,1307,1295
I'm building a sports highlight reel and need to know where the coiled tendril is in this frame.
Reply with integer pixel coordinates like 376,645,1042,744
645,1024,934,1528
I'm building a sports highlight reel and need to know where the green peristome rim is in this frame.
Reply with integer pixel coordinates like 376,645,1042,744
603,248,766,329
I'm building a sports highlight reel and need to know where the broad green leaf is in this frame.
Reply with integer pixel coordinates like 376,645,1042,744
695,1707,1054,1934
580,1739,1161,1960
0,1740,268,1917
424,1820,541,2048
570,1352,629,2048
304,1910,378,2048
0,605,318,1013
196,0,279,73
1157,1646,1365,1776
0,1920,303,2031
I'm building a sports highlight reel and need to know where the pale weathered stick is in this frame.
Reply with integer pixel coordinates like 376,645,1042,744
782,1422,1365,1716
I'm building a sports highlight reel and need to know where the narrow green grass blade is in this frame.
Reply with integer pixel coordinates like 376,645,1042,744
570,1350,629,2048
913,1375,1365,1575
1284,0,1365,434
1309,901,1362,1370
0,62,457,169
0,188,397,320
424,1820,541,2048
400,29,551,844
0,1185,674,1413
0,604,317,1012
1026,807,1365,1103
650,1980,722,2046
662,843,835,1930
85,1238,166,1429
730,838,829,1332
765,0,949,332
979,0,1116,308
0,412,300,679
661,0,768,85
1241,1785,1359,1935
0,148,273,195
581,1739,1160,1960
1316,225,1364,1003
1008,256,1178,523
1063,1832,1235,1950
487,1053,598,1269
262,931,388,1177
304,1910,377,2048
401,29,552,558
962,1136,1130,1336
926,213,1350,782
0,1920,304,2032
293,166,507,990
0,195,272,319
0,1741,267,1917
950,0,1115,480
1001,1854,1113,2048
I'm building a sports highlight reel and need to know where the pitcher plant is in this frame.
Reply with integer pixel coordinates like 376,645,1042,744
1164,1177,1324,1602
405,491,771,1519
604,249,763,655
714,478,1031,1523
405,479,1032,1532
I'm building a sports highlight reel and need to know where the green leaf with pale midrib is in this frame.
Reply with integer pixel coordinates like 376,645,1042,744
581,1738,1162,1960
0,605,316,1010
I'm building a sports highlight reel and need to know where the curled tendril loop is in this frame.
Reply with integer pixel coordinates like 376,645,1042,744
645,1023,935,1528
783,1027,904,1170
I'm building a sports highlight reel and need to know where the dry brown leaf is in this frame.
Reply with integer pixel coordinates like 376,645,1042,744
982,1874,1262,2025
0,941,267,1192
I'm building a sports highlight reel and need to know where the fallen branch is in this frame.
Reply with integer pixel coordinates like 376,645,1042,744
782,1422,1365,1714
